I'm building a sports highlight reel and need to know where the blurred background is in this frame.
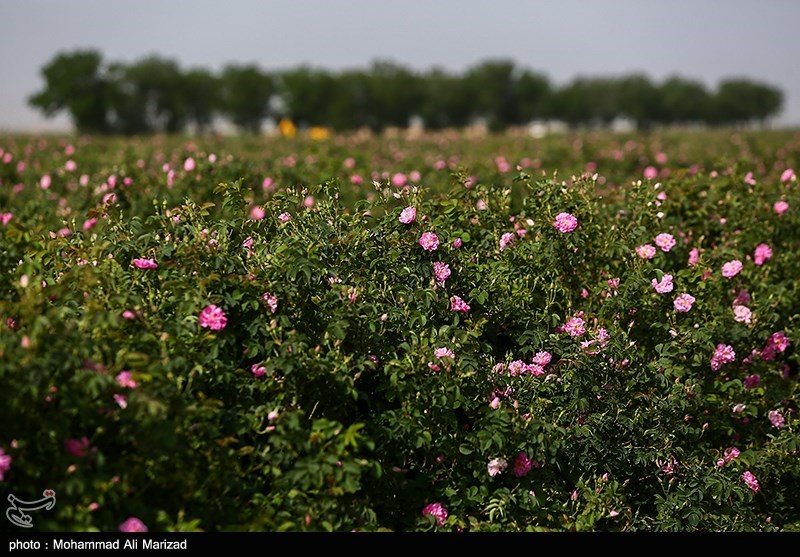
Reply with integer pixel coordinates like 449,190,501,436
1,0,798,135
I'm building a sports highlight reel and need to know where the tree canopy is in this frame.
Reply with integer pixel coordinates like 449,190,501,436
29,50,785,135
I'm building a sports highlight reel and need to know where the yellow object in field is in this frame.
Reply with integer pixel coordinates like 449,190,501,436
308,126,331,141
278,118,297,138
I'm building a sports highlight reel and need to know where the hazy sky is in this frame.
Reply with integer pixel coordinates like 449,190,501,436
2,0,799,131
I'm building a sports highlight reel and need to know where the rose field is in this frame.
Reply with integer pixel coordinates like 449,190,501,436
1,129,799,532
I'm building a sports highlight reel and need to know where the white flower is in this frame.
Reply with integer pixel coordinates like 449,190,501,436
487,457,508,477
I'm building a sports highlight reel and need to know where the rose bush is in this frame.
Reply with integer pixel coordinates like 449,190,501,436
0,132,798,531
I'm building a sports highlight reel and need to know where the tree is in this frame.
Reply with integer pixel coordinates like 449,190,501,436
463,59,519,130
553,79,604,127
329,70,370,129
105,62,146,135
28,49,111,133
749,83,783,125
106,56,186,134
617,74,658,129
220,65,275,133
657,76,709,125
182,69,220,134
362,60,423,130
516,70,552,122
419,68,472,129
280,67,340,128
29,49,787,134
711,79,783,126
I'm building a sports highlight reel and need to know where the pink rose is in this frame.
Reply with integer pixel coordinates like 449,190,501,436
674,293,695,313
742,471,760,493
636,245,656,259
513,453,532,477
116,371,137,389
450,295,470,313
553,212,578,233
399,206,417,224
132,258,157,270
563,317,586,337
722,260,743,278
419,232,440,252
753,243,772,265
119,517,148,532
249,206,265,220
0,447,12,481
433,262,451,285
198,304,227,331
652,274,674,294
688,248,700,266
654,233,676,252
422,502,448,526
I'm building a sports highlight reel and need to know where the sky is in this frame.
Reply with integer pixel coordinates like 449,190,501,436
1,0,799,131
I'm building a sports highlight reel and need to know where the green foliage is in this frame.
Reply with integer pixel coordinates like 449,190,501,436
0,131,798,532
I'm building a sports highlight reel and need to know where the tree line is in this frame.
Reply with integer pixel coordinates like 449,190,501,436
29,49,784,134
